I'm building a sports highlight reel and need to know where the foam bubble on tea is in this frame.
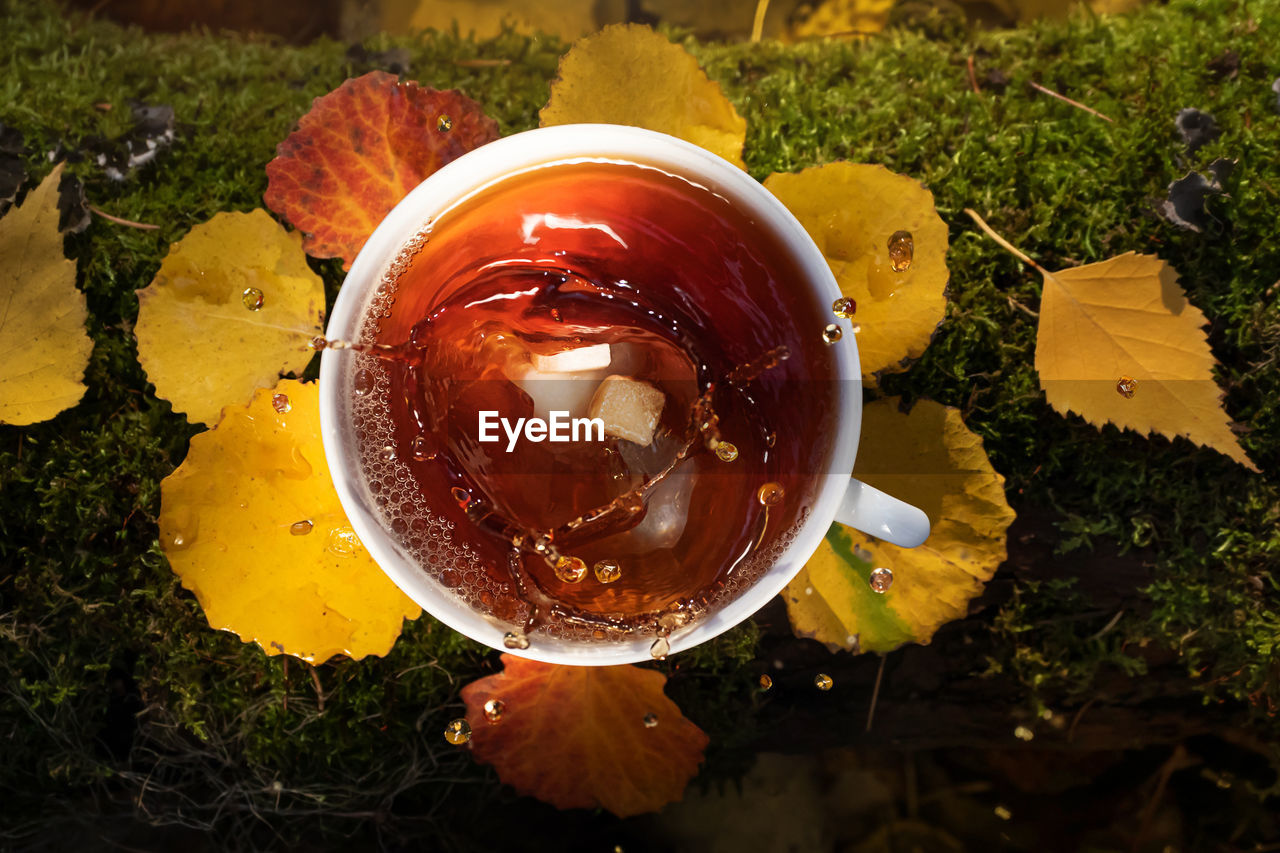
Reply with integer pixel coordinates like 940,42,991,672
347,160,839,646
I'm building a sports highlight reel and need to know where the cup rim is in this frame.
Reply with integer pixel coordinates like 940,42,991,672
320,124,862,665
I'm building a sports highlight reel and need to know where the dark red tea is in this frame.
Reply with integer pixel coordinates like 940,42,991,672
347,159,838,645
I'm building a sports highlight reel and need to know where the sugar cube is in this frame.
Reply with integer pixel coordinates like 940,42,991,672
587,375,666,447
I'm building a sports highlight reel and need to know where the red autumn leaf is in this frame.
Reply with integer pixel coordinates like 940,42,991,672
460,655,709,817
264,71,500,269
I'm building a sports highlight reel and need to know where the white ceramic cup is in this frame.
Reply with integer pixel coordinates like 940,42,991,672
320,124,930,666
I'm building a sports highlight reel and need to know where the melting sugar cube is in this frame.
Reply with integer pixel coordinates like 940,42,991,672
588,375,665,447
530,343,612,374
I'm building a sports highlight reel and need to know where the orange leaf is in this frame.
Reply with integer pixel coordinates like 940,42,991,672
460,655,708,817
264,71,500,269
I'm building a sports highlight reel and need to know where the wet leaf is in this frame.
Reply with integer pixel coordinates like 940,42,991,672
1162,170,1220,232
1033,252,1257,470
785,399,1015,653
460,654,709,817
0,164,93,426
787,0,895,40
159,380,420,662
540,24,747,169
265,71,500,269
764,163,948,381
134,210,324,425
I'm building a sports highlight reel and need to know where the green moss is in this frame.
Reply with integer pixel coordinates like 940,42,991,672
1,0,1278,843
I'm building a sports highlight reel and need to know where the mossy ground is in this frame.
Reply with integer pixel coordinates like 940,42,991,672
1,0,1277,847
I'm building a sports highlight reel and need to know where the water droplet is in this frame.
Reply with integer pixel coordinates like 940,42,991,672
888,230,914,272
822,324,843,344
554,555,588,583
483,699,505,723
757,482,785,506
714,441,739,462
503,631,530,650
451,486,469,505
593,559,622,584
437,114,453,132
650,636,670,660
764,431,777,448
272,393,291,413
1013,725,1034,741
290,520,313,536
443,718,471,745
242,287,264,311
814,673,834,691
1116,376,1137,398
851,323,862,334
378,445,395,462
411,434,434,461
310,336,328,351
994,805,1012,821
869,567,894,593
759,674,773,691
353,369,374,396
831,296,857,319
326,526,361,557
642,712,658,728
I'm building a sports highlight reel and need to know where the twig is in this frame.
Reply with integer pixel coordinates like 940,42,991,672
751,0,770,42
965,208,1048,275
967,55,980,94
1067,696,1096,743
310,666,325,713
1086,609,1125,642
1028,80,1115,123
865,654,887,732
87,204,160,230
452,58,510,68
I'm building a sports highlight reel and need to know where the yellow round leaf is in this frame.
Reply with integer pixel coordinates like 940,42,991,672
764,163,949,382
787,0,895,40
0,164,93,425
784,399,1014,653
159,380,420,662
135,209,324,425
539,24,748,169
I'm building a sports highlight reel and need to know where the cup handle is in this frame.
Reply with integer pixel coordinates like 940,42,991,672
834,479,931,548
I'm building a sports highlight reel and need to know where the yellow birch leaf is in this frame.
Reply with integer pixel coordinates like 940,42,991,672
375,0,617,41
135,210,324,425
0,164,93,425
540,24,748,169
764,163,949,381
784,399,1015,653
787,0,895,39
159,380,420,662
1032,252,1257,470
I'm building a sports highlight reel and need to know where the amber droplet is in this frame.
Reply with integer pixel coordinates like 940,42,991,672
241,287,264,311
757,482,785,506
650,636,671,660
714,441,739,462
1116,376,1137,398
593,559,622,584
503,631,530,650
554,555,588,583
411,434,434,461
759,674,773,691
483,699,505,723
814,673,834,691
309,336,328,351
437,114,453,132
831,296,857,319
451,486,469,505
822,324,843,344
443,718,471,745
869,567,894,593
642,712,658,728
888,230,914,273
271,393,291,413
289,520,313,536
